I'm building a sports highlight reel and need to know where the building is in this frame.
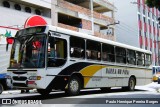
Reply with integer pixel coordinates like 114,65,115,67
51,0,116,40
0,0,115,73
0,0,52,74
108,0,160,65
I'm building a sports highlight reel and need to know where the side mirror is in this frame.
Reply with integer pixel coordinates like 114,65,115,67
6,37,14,52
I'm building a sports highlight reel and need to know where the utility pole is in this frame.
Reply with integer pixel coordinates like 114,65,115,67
90,0,94,35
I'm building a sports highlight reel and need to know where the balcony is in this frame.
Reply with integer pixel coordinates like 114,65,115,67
58,0,115,25
64,0,115,12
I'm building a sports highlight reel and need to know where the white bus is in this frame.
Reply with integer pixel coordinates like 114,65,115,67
7,25,152,95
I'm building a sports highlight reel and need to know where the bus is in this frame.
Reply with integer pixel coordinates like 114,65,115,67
152,66,160,83
7,25,152,96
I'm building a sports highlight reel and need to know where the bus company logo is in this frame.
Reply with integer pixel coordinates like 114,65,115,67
2,99,11,104
106,68,129,75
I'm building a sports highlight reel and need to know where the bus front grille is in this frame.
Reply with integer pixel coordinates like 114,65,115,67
13,76,27,81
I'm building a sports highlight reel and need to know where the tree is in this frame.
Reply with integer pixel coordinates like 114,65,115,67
145,0,160,10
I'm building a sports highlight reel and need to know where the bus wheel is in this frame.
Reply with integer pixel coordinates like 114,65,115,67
37,89,51,95
66,76,81,96
100,87,111,92
122,77,136,91
128,77,136,91
0,83,4,94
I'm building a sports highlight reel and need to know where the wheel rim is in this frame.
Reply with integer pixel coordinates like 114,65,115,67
69,79,79,92
130,79,135,90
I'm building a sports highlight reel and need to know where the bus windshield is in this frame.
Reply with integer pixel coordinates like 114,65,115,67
9,34,46,68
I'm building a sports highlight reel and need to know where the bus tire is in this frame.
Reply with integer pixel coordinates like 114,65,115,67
66,76,81,96
100,87,111,92
37,89,51,95
124,77,136,91
0,83,4,94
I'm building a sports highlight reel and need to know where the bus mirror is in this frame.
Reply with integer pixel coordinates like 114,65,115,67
6,37,14,52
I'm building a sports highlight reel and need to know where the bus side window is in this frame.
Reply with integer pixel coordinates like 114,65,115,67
136,52,145,66
145,54,151,66
127,49,136,65
102,44,115,62
70,37,85,59
48,37,67,67
115,47,126,64
86,40,101,61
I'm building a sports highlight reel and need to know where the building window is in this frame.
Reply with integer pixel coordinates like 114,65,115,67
14,4,21,11
139,30,142,36
145,47,147,50
143,17,146,23
148,19,150,25
138,14,141,20
153,22,155,27
35,9,41,15
148,12,150,17
143,9,145,15
25,7,31,13
144,32,147,37
3,1,10,8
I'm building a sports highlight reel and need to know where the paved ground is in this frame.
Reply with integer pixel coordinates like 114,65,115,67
0,82,160,107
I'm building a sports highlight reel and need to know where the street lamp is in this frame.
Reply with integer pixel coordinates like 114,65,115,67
106,21,120,27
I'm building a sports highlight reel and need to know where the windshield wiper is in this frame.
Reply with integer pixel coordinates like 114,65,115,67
20,36,34,52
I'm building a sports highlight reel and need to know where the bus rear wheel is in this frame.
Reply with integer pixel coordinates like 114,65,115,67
66,76,81,96
123,77,136,91
0,83,4,94
37,89,51,95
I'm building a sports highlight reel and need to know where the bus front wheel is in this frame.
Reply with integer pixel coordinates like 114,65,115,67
37,89,51,95
66,76,81,96
0,83,4,94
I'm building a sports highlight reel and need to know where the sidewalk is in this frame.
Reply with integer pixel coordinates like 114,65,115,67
1,83,160,95
1,89,37,95
136,82,160,92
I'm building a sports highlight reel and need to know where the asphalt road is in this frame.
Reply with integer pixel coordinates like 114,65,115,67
0,83,160,107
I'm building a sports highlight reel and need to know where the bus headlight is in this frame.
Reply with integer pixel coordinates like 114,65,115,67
37,76,41,80
29,76,41,80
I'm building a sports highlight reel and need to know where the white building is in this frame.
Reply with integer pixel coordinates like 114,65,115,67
0,0,52,74
108,0,160,65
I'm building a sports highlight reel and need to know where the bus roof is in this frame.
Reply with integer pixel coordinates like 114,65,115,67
23,25,152,54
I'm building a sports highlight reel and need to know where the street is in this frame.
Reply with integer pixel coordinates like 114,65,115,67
0,83,160,107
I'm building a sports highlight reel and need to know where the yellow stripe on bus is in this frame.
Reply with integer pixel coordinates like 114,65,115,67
80,65,106,87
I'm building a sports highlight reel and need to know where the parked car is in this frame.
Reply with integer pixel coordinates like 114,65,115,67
0,73,8,94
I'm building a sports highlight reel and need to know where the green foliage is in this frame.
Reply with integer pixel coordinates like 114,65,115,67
146,0,160,9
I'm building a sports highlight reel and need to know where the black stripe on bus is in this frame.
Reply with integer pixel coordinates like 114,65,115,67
46,62,93,90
